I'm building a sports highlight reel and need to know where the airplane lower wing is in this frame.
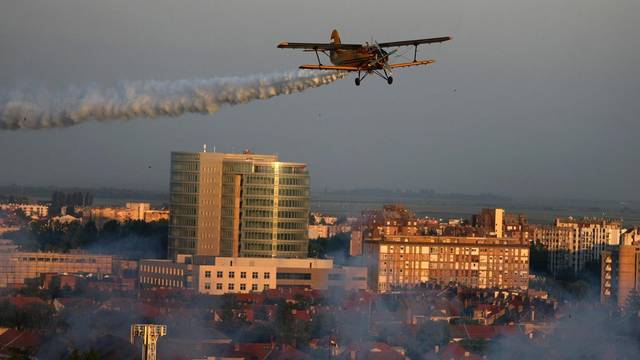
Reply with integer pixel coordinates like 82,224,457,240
388,59,435,69
299,64,360,71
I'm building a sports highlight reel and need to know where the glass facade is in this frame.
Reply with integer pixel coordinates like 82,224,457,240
168,153,200,258
168,151,309,260
223,160,309,258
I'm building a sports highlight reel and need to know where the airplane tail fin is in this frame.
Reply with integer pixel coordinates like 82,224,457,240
330,29,341,44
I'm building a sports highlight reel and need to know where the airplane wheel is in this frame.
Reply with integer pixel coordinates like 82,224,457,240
387,76,393,85
355,78,361,86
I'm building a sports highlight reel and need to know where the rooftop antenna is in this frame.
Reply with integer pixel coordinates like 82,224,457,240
130,324,167,360
203,144,207,153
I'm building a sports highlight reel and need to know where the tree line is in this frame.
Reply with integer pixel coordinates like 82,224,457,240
8,219,168,259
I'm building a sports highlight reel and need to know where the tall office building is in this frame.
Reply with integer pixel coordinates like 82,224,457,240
168,150,309,259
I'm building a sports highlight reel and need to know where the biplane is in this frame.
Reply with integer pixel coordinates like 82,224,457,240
278,29,451,86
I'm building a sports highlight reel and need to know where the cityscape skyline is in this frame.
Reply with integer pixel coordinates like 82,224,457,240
2,1,640,358
2,0,639,201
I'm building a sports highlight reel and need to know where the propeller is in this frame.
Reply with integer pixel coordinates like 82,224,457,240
370,40,396,74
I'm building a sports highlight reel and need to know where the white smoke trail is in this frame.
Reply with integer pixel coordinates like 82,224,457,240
0,70,346,130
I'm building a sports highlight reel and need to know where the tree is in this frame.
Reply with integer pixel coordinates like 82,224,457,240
67,349,100,360
310,312,336,338
414,321,450,354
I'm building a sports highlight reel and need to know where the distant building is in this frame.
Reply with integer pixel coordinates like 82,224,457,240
359,204,418,240
88,202,167,226
126,202,151,220
364,235,529,292
0,245,114,288
473,208,505,238
0,203,49,218
309,212,337,225
350,229,363,257
143,210,169,223
308,224,330,240
168,150,309,259
534,217,622,277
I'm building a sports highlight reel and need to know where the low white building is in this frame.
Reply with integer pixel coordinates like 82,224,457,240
139,256,368,295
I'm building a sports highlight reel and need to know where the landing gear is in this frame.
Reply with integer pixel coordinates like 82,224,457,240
387,76,393,85
355,78,361,86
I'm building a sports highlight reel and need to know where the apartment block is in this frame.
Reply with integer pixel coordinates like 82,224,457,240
601,228,640,307
168,150,309,259
533,217,622,277
364,236,529,292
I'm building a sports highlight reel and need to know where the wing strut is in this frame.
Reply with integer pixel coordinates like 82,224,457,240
315,49,323,66
413,45,418,62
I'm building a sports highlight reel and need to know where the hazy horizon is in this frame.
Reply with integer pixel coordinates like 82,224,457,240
2,0,639,201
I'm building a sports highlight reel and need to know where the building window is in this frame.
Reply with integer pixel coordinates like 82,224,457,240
264,272,270,279
205,271,211,278
276,272,311,280
252,284,258,291
264,284,270,290
216,283,222,290
204,283,211,290
240,284,246,291
217,271,223,278
252,272,259,279
229,271,235,278
228,283,235,290
241,272,247,279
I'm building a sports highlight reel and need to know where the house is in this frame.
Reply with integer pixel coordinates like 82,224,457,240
438,343,483,360
449,325,522,342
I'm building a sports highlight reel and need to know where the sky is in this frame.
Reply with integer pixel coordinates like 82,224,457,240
0,0,639,201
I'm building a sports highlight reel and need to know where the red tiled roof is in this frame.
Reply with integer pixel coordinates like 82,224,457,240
220,343,275,360
267,344,311,360
342,342,404,360
5,296,46,309
0,329,41,353
450,324,522,340
291,310,311,322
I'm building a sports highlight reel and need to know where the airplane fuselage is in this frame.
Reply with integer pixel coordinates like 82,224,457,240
329,48,387,70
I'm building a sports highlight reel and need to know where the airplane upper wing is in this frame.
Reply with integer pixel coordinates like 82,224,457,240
378,36,452,48
277,42,362,50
